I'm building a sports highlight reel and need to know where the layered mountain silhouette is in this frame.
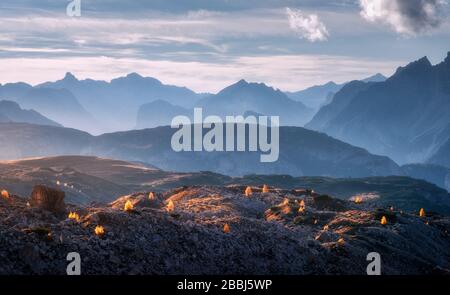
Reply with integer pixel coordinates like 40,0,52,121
136,100,189,129
1,72,390,134
287,81,342,110
401,163,450,192
137,80,315,129
306,53,450,166
0,100,61,127
0,123,399,178
196,80,314,126
0,83,98,132
287,73,386,110
39,72,203,132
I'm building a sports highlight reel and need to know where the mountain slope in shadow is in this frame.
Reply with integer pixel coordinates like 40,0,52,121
0,100,61,127
306,53,450,165
0,122,400,177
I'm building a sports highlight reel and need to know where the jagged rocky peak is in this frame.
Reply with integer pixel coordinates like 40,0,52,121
63,72,78,82
228,79,280,93
442,51,450,65
392,56,432,77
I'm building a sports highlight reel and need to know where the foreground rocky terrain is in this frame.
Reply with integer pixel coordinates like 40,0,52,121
0,185,449,275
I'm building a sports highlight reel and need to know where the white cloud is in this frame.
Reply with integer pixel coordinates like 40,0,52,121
359,0,447,35
286,7,329,42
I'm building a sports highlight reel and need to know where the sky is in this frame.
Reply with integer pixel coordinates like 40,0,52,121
0,0,450,93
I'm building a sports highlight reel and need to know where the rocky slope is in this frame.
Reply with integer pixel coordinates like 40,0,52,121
2,156,449,214
306,53,450,165
0,185,449,275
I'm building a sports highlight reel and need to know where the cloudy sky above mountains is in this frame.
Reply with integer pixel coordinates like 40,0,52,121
0,0,450,92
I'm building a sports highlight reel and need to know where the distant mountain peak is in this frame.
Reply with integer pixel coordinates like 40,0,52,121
236,79,249,85
126,72,144,80
362,73,387,83
63,72,78,82
443,51,450,64
234,80,283,95
417,56,432,65
394,56,432,77
409,56,432,69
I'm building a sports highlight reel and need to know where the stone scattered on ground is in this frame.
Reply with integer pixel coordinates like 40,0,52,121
0,185,449,275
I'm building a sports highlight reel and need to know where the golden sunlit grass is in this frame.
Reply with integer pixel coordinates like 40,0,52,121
124,200,134,212
298,199,306,213
244,186,253,197
281,204,292,214
262,184,269,193
149,192,155,200
166,200,175,212
354,196,363,204
419,208,426,218
68,212,80,222
1,189,9,200
380,216,388,225
223,223,231,233
95,225,105,237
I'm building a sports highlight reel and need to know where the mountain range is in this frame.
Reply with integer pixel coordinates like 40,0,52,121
0,122,399,178
136,80,314,129
1,54,450,189
286,73,387,110
137,79,315,129
1,71,388,136
196,80,314,126
38,72,204,132
306,53,450,167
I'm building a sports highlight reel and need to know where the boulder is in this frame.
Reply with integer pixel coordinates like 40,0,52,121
30,185,66,214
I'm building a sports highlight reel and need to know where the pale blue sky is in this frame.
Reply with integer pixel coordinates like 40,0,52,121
1,0,449,92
